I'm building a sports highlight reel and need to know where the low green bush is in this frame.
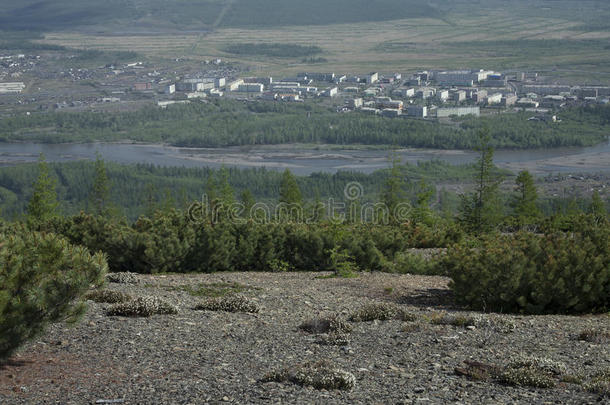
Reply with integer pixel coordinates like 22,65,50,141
0,228,107,360
443,228,609,314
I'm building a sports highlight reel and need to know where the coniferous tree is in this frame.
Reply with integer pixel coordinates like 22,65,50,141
240,189,255,219
143,183,158,217
381,153,406,220
90,152,110,215
278,169,303,222
411,180,435,226
26,154,59,223
511,170,540,222
279,169,302,206
458,129,502,232
589,191,607,219
0,228,108,360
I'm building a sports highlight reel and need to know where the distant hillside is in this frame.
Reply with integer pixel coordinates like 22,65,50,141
220,0,441,27
0,0,441,31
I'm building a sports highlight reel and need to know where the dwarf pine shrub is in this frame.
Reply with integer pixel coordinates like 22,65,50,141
443,229,609,314
0,228,108,360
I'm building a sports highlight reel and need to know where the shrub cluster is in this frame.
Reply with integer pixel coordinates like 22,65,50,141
106,296,178,317
349,302,416,322
0,227,107,359
428,313,475,328
300,315,353,335
498,356,567,389
262,360,356,390
194,295,259,313
443,228,610,314
85,289,132,304
584,368,610,396
455,356,567,389
578,329,610,344
106,272,139,284
45,212,460,274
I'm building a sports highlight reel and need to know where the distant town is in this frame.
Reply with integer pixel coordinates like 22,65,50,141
1,51,610,122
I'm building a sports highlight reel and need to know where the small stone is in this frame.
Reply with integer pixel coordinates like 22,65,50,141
414,387,425,393
222,396,230,402
466,325,476,331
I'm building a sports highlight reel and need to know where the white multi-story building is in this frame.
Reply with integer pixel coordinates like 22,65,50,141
436,106,480,118
435,70,491,86
0,82,25,93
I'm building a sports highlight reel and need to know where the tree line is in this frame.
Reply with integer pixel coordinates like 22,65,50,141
1,100,608,149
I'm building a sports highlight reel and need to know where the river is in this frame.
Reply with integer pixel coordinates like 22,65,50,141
0,141,609,175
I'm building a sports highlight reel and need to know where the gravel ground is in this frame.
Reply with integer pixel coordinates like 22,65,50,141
1,272,608,404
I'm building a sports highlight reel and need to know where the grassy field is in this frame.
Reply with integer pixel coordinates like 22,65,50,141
34,0,610,83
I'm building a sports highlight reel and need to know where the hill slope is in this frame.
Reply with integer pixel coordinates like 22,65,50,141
0,0,441,31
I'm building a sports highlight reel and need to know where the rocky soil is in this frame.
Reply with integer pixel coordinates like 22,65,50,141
1,272,608,404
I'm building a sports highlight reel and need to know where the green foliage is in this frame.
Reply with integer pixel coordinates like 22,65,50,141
589,191,607,220
389,251,443,275
0,227,108,359
2,101,607,150
279,169,303,206
443,228,610,314
511,170,541,224
381,154,407,218
278,169,303,222
26,154,59,224
458,130,503,232
411,181,435,224
328,246,358,278
57,210,195,274
90,152,111,216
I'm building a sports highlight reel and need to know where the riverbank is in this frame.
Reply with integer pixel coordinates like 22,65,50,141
1,140,610,175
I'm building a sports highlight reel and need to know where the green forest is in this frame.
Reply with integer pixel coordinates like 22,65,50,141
1,157,601,221
0,159,496,220
1,100,609,149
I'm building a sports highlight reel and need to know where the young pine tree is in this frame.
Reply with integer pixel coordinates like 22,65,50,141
511,170,541,222
278,169,303,222
26,154,59,224
90,152,110,216
589,190,607,220
381,153,406,219
411,180,435,226
240,189,255,219
459,129,502,232
279,169,302,206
